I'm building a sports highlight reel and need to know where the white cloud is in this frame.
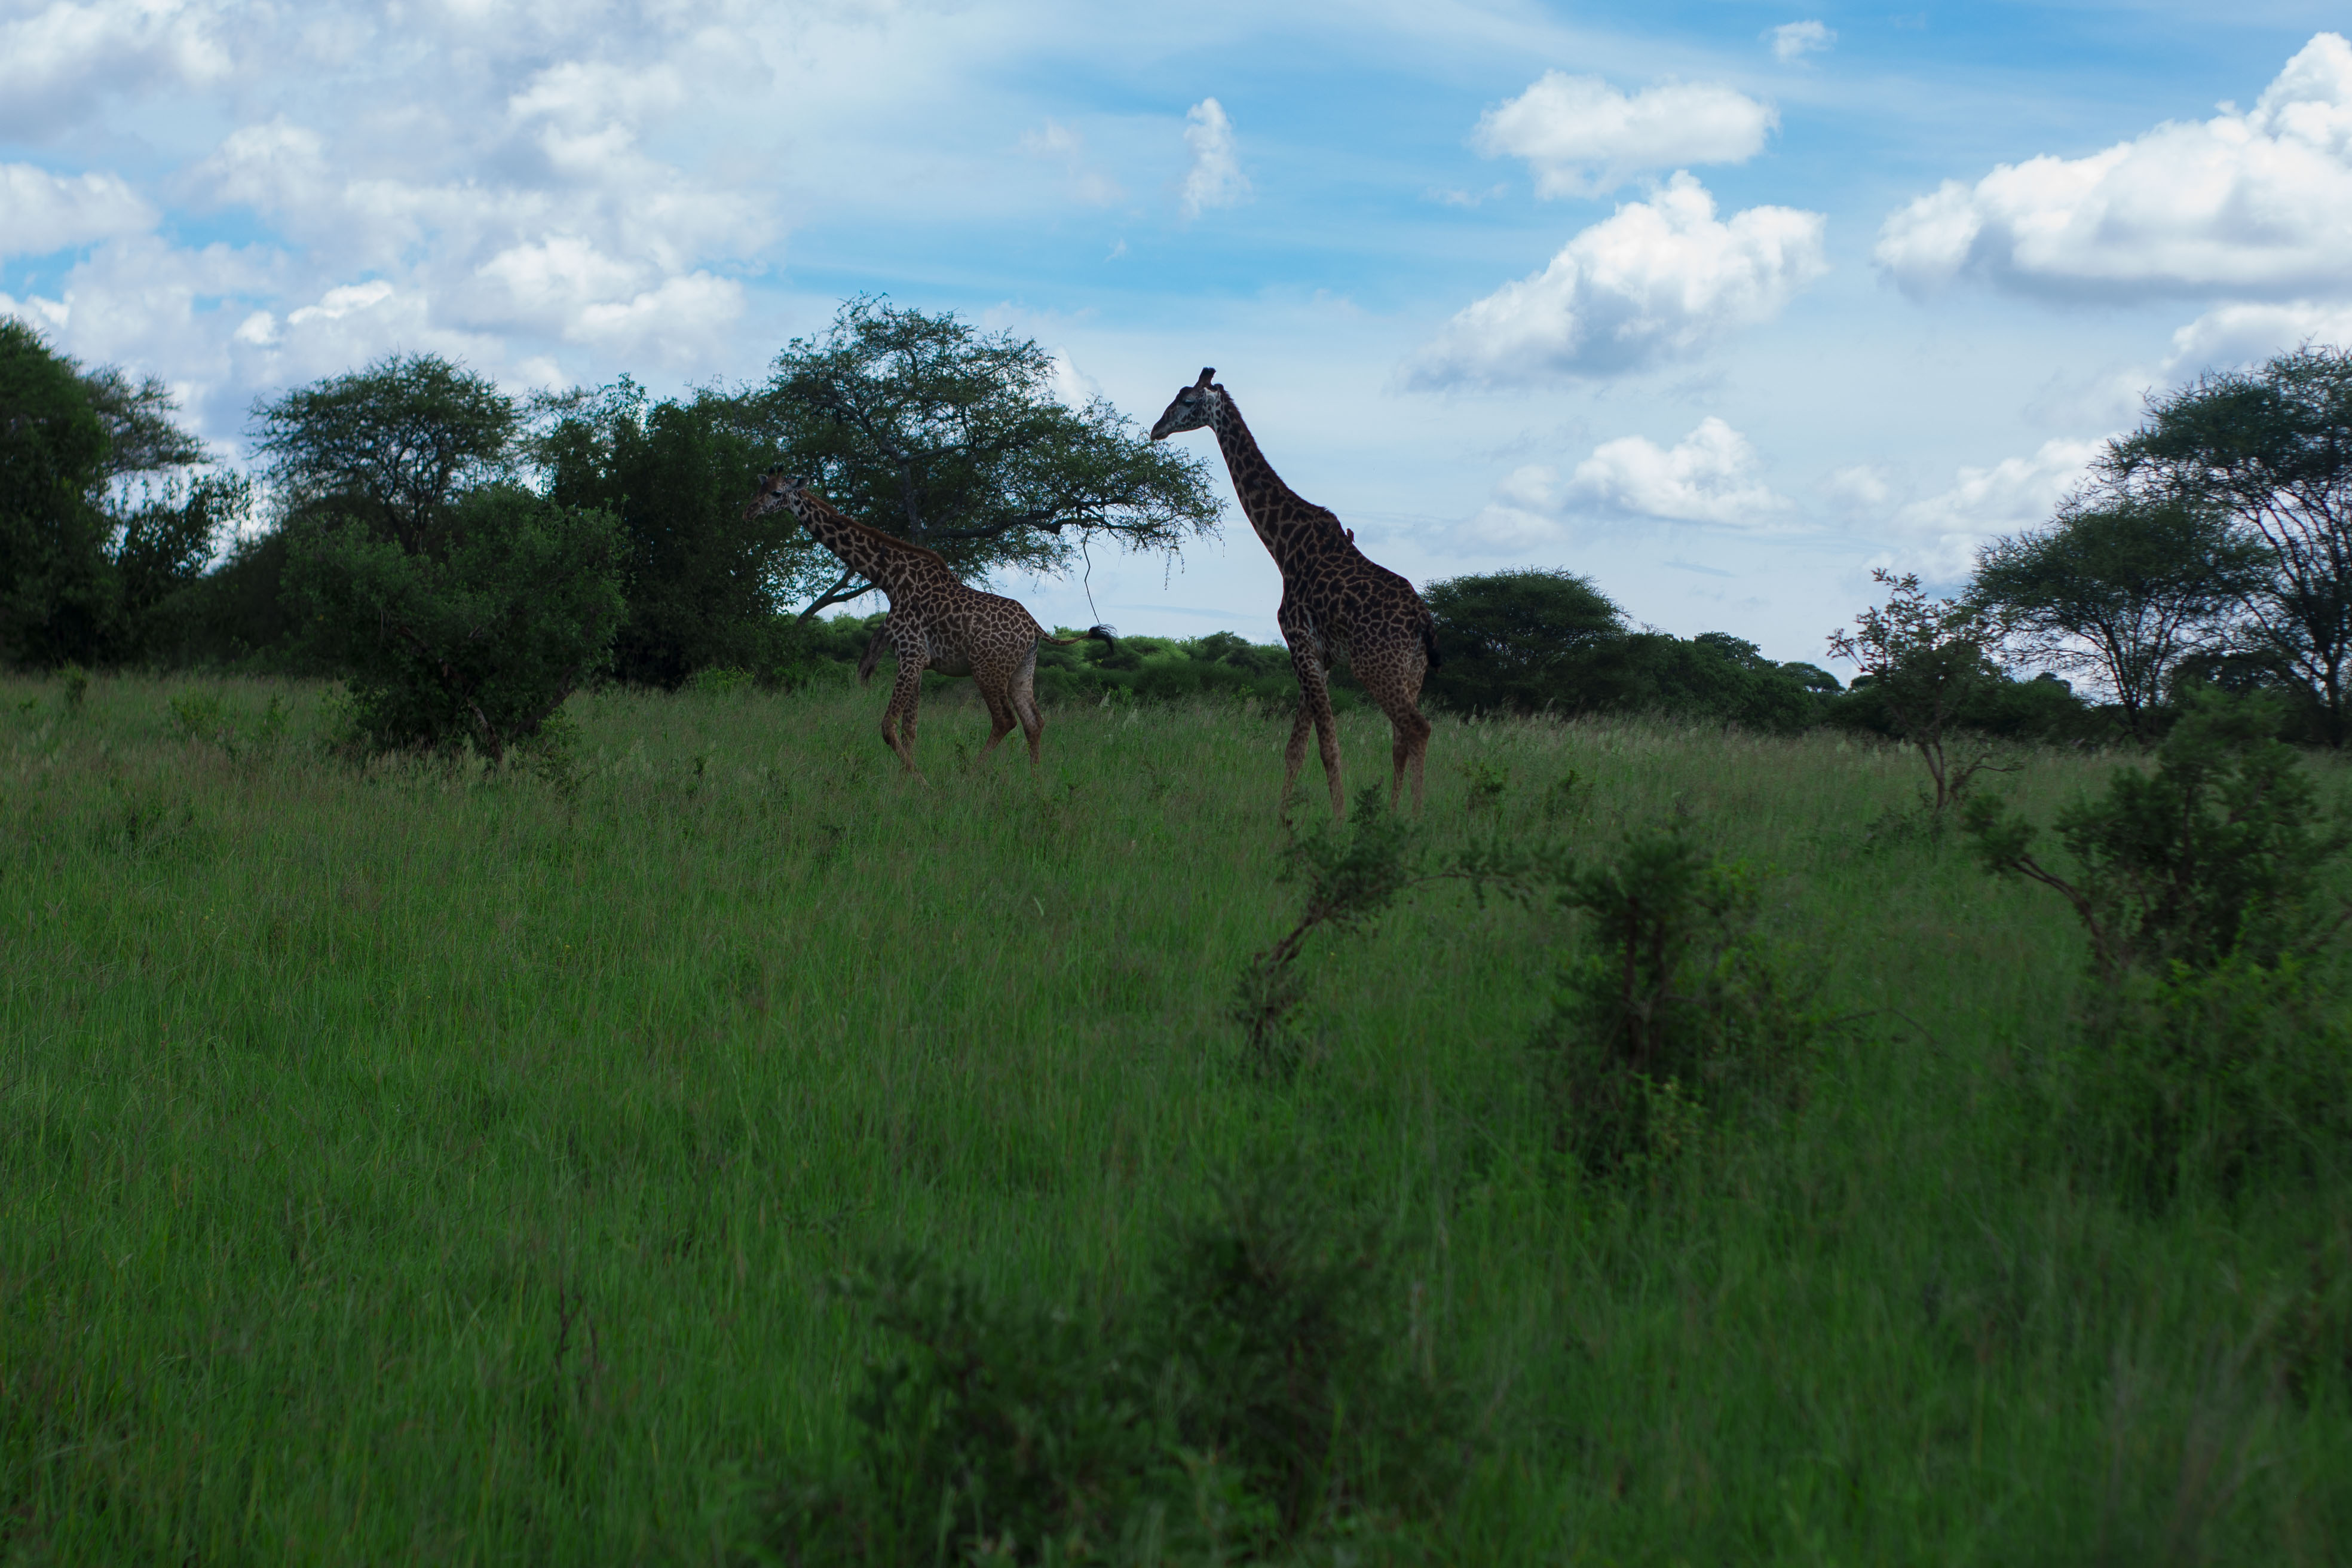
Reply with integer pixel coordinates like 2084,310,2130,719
2164,299,2352,372
1048,350,1106,411
1566,418,1791,525
1881,438,2103,577
1181,97,1248,218
0,0,232,136
1472,72,1777,198
1768,22,1835,64
569,273,745,362
1823,464,1892,513
1458,418,1789,549
1022,119,1122,206
1459,463,1572,552
1410,173,1827,386
1876,32,2352,301
0,163,155,257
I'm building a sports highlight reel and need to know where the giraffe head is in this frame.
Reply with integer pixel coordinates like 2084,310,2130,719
1148,368,1222,442
742,468,811,521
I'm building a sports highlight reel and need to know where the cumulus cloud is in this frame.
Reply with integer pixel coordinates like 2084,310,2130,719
1458,418,1789,550
1180,97,1249,219
0,0,232,136
1879,438,2104,577
0,163,155,257
1566,418,1791,525
2164,299,2352,373
1471,72,1777,198
1410,173,1827,386
1876,32,2352,301
1768,22,1835,63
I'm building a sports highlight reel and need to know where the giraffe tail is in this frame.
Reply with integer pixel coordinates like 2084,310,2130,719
856,624,891,687
1043,624,1118,653
1419,610,1443,670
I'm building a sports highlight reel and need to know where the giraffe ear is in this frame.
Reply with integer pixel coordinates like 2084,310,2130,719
1195,367,1215,388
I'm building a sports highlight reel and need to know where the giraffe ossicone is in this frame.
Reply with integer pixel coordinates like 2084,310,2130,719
1149,374,1438,819
743,470,1114,779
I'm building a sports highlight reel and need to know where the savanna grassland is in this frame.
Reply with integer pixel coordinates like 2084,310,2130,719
4,670,2350,1565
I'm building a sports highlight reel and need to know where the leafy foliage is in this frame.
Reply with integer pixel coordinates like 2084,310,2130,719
768,1169,1463,1563
1829,569,2012,811
1538,829,1822,1178
2105,345,2352,745
1964,689,2348,981
1231,786,1427,1076
748,298,1222,617
1423,567,1624,712
1967,690,2352,1203
1973,489,2264,742
2044,954,2352,1208
290,485,623,763
1425,567,1833,728
250,353,519,553
1,319,234,668
532,379,801,687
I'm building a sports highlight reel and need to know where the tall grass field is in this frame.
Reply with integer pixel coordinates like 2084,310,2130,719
4,670,2350,1564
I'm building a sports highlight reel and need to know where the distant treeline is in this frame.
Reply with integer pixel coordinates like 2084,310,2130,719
6,302,2350,751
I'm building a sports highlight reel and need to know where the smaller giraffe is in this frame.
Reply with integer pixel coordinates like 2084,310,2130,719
1150,369,1439,818
743,471,1114,778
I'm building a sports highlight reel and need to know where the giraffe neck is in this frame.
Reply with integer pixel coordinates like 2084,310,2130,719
1203,391,1339,572
788,493,924,597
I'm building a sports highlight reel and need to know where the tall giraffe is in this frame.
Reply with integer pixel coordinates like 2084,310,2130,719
742,471,1114,779
1150,370,1438,818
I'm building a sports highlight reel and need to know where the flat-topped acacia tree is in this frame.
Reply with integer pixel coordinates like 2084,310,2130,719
748,298,1223,620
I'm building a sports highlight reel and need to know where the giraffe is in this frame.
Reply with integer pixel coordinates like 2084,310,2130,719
742,471,1115,779
1150,369,1438,819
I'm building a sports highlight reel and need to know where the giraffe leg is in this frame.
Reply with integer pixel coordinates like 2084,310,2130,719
1356,643,1435,813
1282,700,1315,810
880,663,927,779
1012,648,1045,767
978,678,1018,760
1284,648,1345,820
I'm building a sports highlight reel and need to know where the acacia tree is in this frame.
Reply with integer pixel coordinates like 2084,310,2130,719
2105,345,2352,745
1971,489,2264,742
750,298,1221,617
1829,569,2008,812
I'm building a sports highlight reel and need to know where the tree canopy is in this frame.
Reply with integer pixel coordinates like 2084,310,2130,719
1973,489,2262,741
1,318,230,667
250,354,519,554
2103,345,2352,745
1423,568,1834,730
748,298,1223,617
532,379,800,687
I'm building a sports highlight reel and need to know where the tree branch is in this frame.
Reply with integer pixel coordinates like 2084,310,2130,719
795,568,872,623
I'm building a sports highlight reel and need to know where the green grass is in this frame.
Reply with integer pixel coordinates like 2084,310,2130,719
3,670,2349,1564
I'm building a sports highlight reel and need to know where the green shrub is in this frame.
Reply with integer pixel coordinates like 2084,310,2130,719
289,484,623,764
2053,956,2352,1206
1967,689,2352,1202
765,1171,1464,1563
1536,829,1823,1177
1965,689,2348,980
1423,566,1831,728
1230,786,1426,1078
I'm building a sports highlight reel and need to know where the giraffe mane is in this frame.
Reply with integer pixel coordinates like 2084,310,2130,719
794,487,951,568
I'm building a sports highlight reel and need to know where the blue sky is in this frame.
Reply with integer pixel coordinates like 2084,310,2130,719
5,1,2350,667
